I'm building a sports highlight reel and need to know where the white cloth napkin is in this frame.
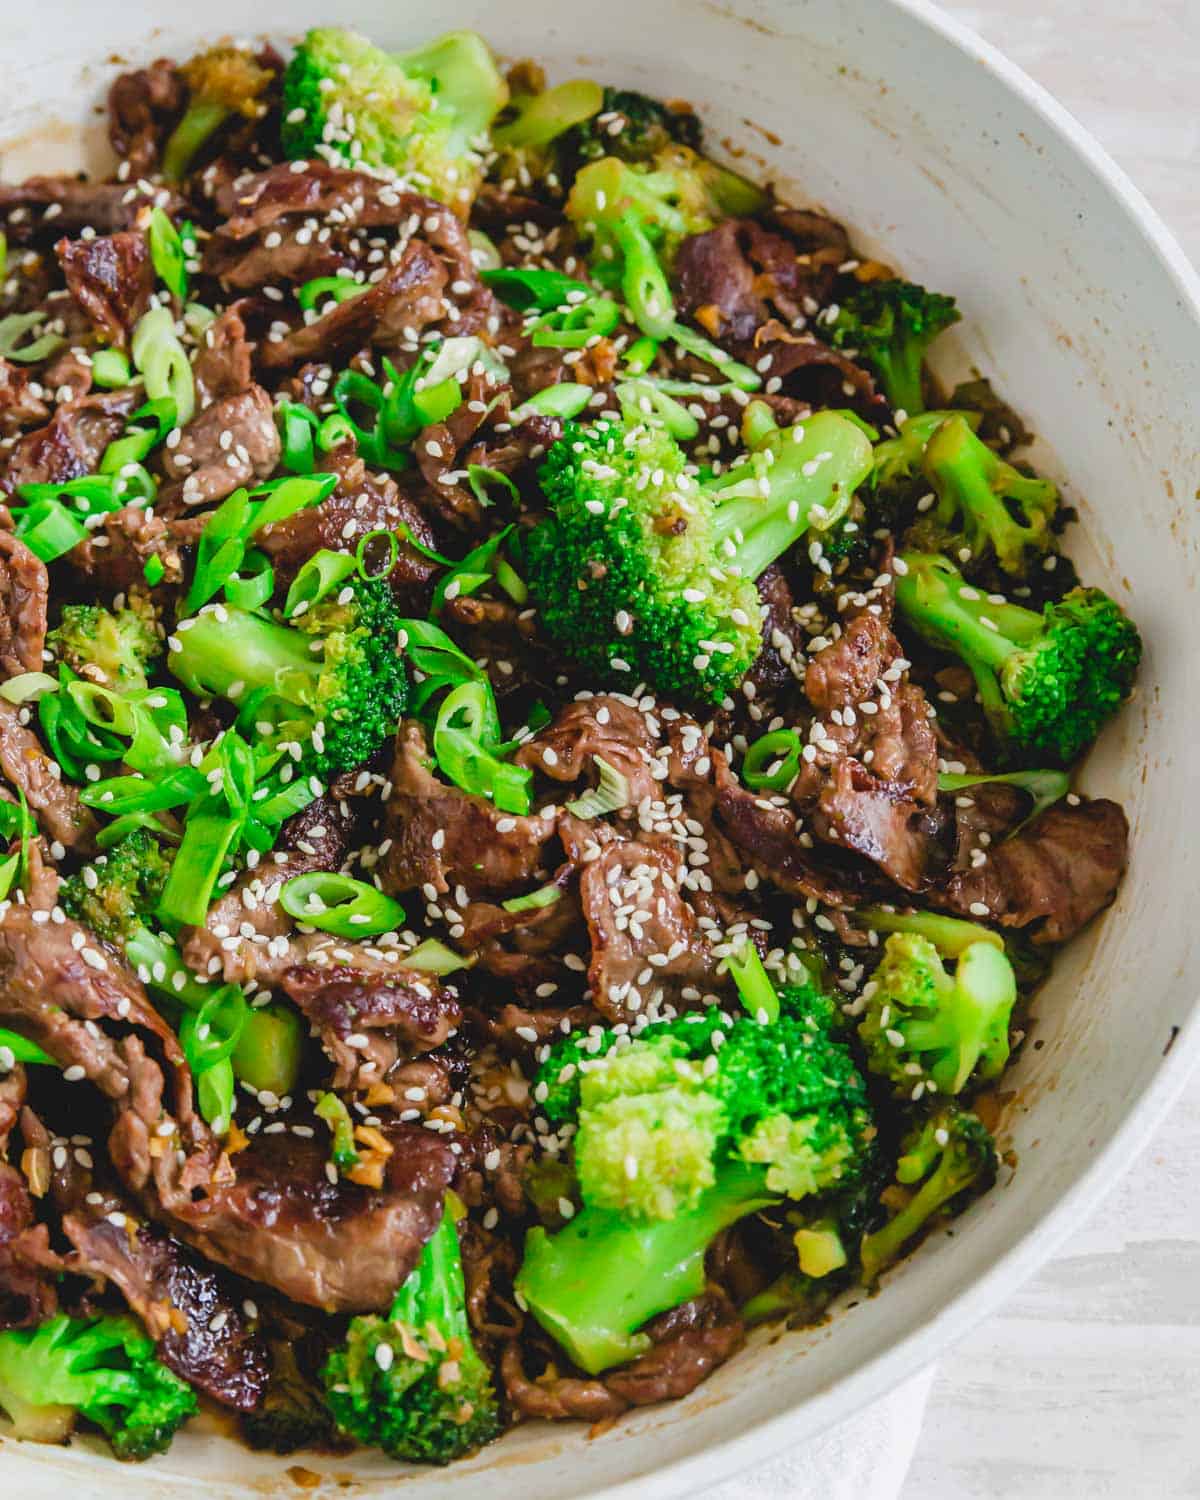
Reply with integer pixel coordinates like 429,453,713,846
699,1365,936,1500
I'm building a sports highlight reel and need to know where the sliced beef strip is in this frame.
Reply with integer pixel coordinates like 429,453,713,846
751,319,887,420
0,178,175,245
137,1122,459,1314
279,965,461,1091
579,831,725,1023
62,1211,269,1411
0,907,201,1121
674,218,812,345
810,757,943,893
156,384,281,512
205,165,490,320
192,304,255,407
183,789,358,986
513,694,662,811
67,503,187,595
256,443,440,606
0,358,49,434
744,564,807,714
55,231,153,347
0,531,48,678
603,1289,745,1406
256,240,448,369
932,798,1129,945
381,721,557,899
501,1339,627,1423
0,385,140,496
107,59,184,176
0,1069,58,1329
0,699,98,851
455,862,586,991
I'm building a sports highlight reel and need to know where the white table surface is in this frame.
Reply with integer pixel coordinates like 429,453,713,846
901,6,1200,1497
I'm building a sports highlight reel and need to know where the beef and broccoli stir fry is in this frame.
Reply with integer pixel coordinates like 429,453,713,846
0,27,1139,1468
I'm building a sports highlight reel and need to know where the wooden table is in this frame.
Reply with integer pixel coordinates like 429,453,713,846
904,7,1200,1496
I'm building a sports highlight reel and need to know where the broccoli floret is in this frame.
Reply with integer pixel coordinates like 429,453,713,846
858,931,1017,1098
894,551,1142,764
169,567,408,784
563,86,702,171
46,593,162,693
518,1006,873,1372
827,279,961,416
59,828,170,945
489,78,604,191
859,1106,997,1283
323,1198,500,1465
281,28,507,211
526,407,873,704
0,1314,196,1460
161,44,275,181
904,414,1059,578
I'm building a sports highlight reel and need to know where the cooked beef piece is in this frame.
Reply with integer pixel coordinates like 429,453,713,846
752,319,886,418
62,1212,269,1411
156,385,280,511
257,242,448,369
933,798,1129,945
279,965,462,1090
744,564,807,714
142,1123,458,1314
0,1070,57,1329
603,1289,744,1405
0,385,140,496
55,231,153,346
500,1340,627,1423
675,218,811,344
456,864,585,990
0,531,48,678
183,790,358,985
805,608,894,718
579,832,724,1023
0,907,200,1118
256,444,440,605
192,304,255,407
0,178,173,244
768,205,852,256
107,59,184,176
810,757,943,892
0,358,49,434
67,503,187,594
0,700,98,851
204,166,491,319
382,721,557,899
485,1000,596,1053
513,694,662,810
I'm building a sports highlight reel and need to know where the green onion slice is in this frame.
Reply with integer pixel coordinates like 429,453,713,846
280,871,407,937
742,730,804,793
564,755,630,819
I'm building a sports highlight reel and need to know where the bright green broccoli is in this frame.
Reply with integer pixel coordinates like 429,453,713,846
563,86,703,170
489,79,604,190
518,1005,874,1372
46,593,162,693
827,279,961,416
281,28,507,211
161,44,276,181
565,147,765,381
904,413,1059,577
526,406,873,704
858,931,1017,1098
0,1314,197,1460
859,1106,997,1283
323,1198,500,1465
895,551,1141,764
169,563,408,783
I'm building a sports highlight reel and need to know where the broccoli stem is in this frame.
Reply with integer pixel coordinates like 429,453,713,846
873,345,924,421
162,102,231,182
706,410,875,579
233,1004,305,1097
895,553,1042,670
391,1201,476,1353
859,1139,981,1283
170,605,320,703
925,415,1057,566
516,1158,776,1374
857,907,1004,957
